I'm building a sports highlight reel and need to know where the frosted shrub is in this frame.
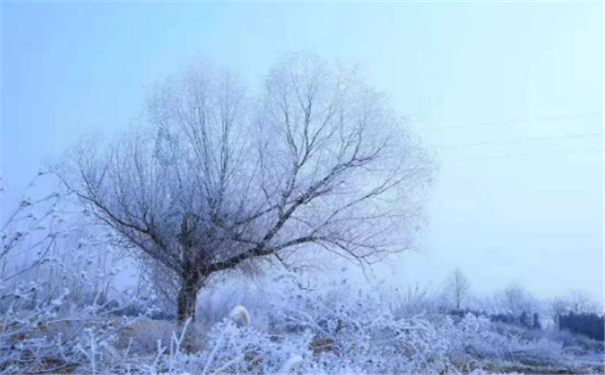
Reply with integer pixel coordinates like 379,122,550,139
200,320,312,374
267,273,458,374
0,287,145,374
126,314,313,375
441,313,566,368
0,175,145,374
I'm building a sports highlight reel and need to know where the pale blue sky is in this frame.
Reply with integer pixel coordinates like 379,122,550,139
2,2,603,302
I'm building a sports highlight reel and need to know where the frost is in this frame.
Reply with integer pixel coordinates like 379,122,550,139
20,195,33,206
279,354,304,374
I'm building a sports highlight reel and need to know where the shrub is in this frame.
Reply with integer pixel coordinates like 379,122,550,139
558,313,604,341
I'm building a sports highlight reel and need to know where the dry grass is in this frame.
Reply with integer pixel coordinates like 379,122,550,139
116,319,175,354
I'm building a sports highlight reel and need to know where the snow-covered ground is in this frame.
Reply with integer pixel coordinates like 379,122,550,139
2,272,603,374
1,182,602,374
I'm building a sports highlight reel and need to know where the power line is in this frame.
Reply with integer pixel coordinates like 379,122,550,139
413,112,603,131
441,148,603,163
435,132,603,149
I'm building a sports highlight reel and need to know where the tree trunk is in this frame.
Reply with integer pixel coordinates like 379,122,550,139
176,271,203,353
177,273,200,324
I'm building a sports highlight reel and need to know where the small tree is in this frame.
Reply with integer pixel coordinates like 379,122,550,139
443,268,471,311
552,290,599,323
564,290,598,314
498,283,537,315
57,55,434,325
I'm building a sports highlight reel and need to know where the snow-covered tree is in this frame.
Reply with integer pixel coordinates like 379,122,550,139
497,283,538,315
443,268,471,310
57,54,435,326
552,289,600,319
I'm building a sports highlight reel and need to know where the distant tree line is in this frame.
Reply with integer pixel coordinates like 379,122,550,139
440,269,604,341
448,309,542,330
558,312,604,341
491,311,542,330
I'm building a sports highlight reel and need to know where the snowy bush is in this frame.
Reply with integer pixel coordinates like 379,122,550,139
0,286,146,374
1,175,146,374
441,313,566,368
115,314,313,375
264,273,459,374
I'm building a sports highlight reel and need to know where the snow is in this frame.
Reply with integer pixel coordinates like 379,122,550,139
2,271,603,374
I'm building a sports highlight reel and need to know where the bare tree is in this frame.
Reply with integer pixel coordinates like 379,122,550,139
565,290,598,314
56,55,434,325
497,283,538,315
443,268,471,310
552,290,599,319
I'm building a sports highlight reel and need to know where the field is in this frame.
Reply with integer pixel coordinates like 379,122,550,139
2,272,603,374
